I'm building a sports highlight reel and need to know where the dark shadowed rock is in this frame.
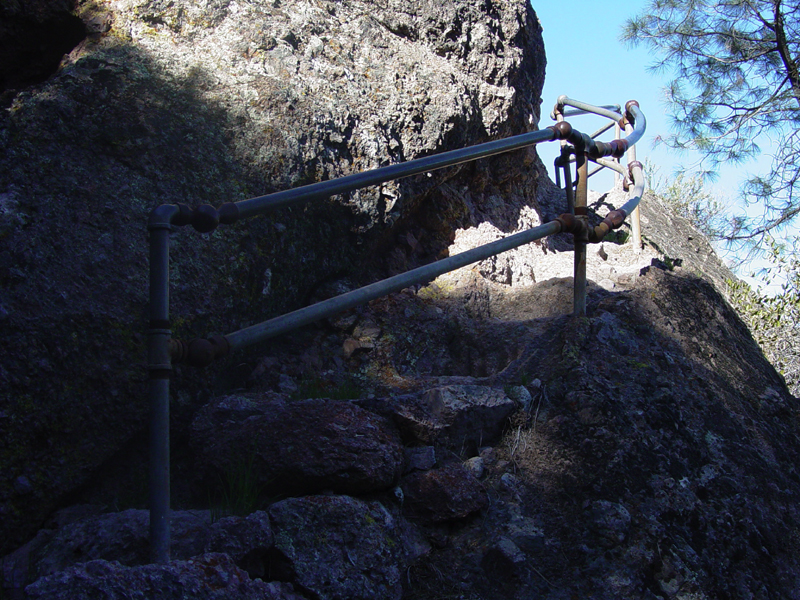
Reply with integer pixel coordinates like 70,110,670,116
401,462,488,523
269,495,427,600
3,509,274,595
191,394,404,496
204,512,274,578
24,553,305,600
586,500,631,548
0,0,548,553
32,510,203,577
391,385,517,452
403,446,437,473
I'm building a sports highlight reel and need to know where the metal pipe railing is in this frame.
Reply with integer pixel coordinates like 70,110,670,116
574,151,589,316
234,128,562,220
146,96,646,563
625,121,644,251
224,221,562,352
553,96,623,122
552,102,622,121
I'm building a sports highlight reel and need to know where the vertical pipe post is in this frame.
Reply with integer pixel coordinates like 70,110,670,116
561,147,575,215
625,122,643,253
147,209,175,565
573,152,589,317
614,122,621,189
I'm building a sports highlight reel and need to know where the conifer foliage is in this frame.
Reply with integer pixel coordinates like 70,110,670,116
623,0,800,240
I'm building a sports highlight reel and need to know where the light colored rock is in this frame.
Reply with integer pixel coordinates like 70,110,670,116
463,456,485,479
391,385,517,452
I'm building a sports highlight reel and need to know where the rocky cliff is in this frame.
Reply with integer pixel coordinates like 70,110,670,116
3,1,800,599
0,0,547,555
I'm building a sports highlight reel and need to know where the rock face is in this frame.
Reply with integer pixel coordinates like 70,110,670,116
4,1,800,599
8,258,799,599
380,384,518,451
400,462,488,523
190,394,404,496
0,0,548,553
3,508,273,587
24,553,304,600
269,495,426,600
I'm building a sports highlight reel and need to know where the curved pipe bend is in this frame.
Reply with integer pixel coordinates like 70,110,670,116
555,159,646,245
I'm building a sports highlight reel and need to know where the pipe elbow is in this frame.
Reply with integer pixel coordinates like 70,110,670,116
148,205,181,230
548,121,573,141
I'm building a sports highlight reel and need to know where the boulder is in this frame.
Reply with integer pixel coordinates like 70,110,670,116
391,385,517,452
400,462,488,523
191,394,404,496
269,495,427,600
24,553,304,600
0,0,548,553
2,509,274,595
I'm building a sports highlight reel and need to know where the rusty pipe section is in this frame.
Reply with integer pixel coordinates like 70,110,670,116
546,101,644,162
553,159,645,244
552,96,623,122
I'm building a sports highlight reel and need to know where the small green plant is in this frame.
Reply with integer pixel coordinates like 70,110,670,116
518,371,531,387
291,376,362,401
209,453,265,522
603,229,629,245
727,236,800,396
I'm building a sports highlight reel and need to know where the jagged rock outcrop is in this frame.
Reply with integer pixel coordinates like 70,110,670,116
268,495,427,600
0,0,548,553
400,462,488,523
7,253,799,598
190,394,404,496
3,508,273,585
4,1,800,599
24,554,304,600
364,384,518,451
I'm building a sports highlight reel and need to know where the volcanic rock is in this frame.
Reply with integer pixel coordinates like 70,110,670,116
24,553,303,600
268,495,427,600
191,394,404,496
0,0,548,552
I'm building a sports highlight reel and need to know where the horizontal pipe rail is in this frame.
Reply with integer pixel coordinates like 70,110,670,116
553,103,622,120
554,96,624,122
234,127,560,220
590,120,617,140
225,221,562,351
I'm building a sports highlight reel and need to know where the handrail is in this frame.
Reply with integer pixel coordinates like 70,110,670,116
146,97,646,563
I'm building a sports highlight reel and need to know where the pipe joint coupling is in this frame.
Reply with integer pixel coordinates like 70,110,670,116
172,203,240,233
557,213,589,242
170,335,231,368
625,100,640,122
588,209,628,243
548,121,573,141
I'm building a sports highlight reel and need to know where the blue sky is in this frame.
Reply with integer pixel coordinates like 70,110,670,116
530,1,786,285
532,1,733,194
